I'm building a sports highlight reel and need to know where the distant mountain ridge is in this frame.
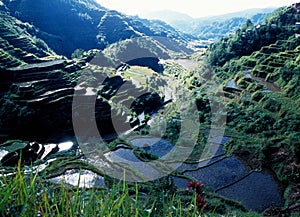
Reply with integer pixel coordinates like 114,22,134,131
142,10,194,25
142,8,277,40
0,0,278,57
0,2,299,215
0,0,193,57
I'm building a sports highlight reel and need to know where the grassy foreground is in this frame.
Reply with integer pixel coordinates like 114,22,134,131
0,163,263,217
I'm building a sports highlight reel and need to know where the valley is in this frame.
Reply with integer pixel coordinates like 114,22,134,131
0,0,299,216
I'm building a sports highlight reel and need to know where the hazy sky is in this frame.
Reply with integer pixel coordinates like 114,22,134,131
96,0,298,18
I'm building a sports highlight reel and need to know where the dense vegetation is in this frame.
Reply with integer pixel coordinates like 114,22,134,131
0,12,56,68
143,8,274,41
1,164,260,217
207,4,300,215
0,0,192,57
208,6,300,66
193,13,270,40
0,0,299,216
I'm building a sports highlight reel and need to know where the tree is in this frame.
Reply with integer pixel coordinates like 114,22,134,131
71,48,84,59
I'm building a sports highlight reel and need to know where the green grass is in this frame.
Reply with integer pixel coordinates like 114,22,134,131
0,162,263,217
0,163,194,217
123,66,160,89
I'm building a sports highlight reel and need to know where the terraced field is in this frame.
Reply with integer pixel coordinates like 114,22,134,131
0,12,56,68
0,1,299,216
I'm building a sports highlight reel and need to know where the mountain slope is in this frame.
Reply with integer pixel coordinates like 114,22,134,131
208,5,300,66
142,10,196,33
1,0,104,57
0,11,56,69
142,8,276,40
0,1,299,215
1,0,192,57
193,13,271,40
207,4,300,214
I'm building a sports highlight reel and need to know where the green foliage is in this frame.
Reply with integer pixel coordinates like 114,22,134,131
71,48,85,59
131,92,163,115
103,37,170,62
224,85,299,189
2,0,193,57
277,61,300,96
162,115,181,145
263,6,300,26
0,165,256,216
0,11,55,67
163,62,186,78
0,166,137,216
208,6,299,67
193,13,271,40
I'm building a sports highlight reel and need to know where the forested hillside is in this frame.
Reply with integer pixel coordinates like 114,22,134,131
208,6,300,66
0,0,299,216
207,4,300,215
1,0,192,57
142,8,275,41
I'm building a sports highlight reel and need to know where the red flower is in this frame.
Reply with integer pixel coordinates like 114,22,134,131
187,181,204,195
196,197,208,210
187,182,208,211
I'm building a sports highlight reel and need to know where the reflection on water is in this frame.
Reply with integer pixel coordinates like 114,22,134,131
58,141,74,152
0,150,9,161
217,171,284,212
50,169,106,188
